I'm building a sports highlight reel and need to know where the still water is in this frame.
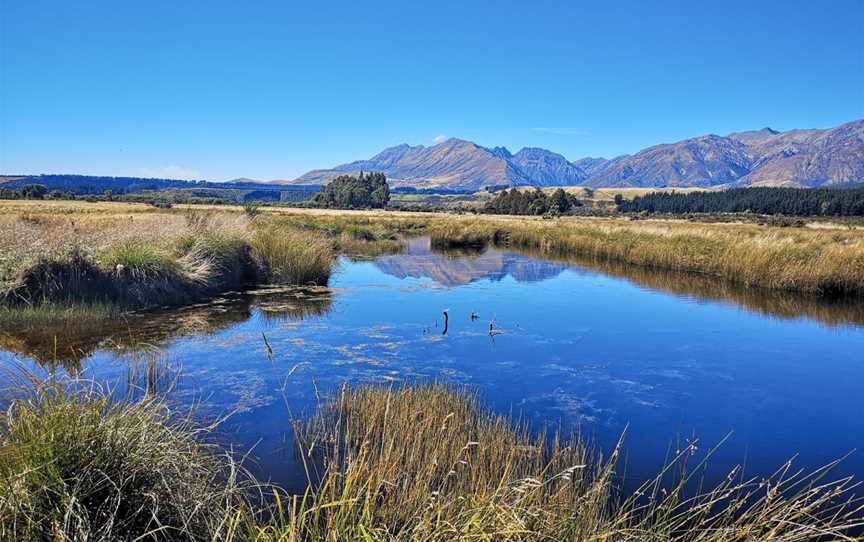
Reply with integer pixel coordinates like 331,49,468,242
2,237,862,491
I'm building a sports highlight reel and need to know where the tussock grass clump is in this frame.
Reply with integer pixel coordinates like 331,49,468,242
427,220,504,249
175,230,256,289
251,225,335,286
101,241,183,282
283,384,605,540
337,225,403,258
0,377,251,542
1,246,110,307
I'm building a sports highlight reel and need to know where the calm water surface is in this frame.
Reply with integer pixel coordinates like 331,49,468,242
2,237,862,491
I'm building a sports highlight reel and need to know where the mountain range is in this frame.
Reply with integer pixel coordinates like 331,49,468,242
288,119,864,190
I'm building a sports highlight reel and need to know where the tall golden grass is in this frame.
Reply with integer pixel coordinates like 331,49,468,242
426,216,864,296
3,201,864,311
2,377,860,540
250,223,334,285
180,205,864,298
0,372,254,541
250,384,862,541
0,205,336,311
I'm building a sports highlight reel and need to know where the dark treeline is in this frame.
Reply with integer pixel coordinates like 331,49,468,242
0,183,319,205
0,174,319,197
313,172,390,209
618,186,864,216
483,188,581,215
0,184,50,200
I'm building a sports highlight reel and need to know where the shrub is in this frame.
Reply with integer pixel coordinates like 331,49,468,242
243,201,261,219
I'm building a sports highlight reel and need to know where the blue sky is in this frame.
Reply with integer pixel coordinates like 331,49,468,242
2,0,862,181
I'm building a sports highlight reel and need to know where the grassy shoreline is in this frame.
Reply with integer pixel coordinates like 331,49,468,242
3,201,864,322
224,205,864,298
0,377,860,540
0,207,337,314
425,216,864,297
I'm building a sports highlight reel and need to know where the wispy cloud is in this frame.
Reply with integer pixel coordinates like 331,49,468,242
531,127,590,136
132,165,203,180
431,134,448,144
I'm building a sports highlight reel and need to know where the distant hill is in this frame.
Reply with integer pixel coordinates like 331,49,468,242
288,119,864,190
227,177,295,184
294,138,535,191
0,174,319,197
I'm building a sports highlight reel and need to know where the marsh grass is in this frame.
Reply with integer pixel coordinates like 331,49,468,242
427,216,864,297
519,247,864,327
251,224,335,286
268,209,864,297
0,302,119,329
3,200,864,322
0,374,256,542
262,214,421,259
0,378,860,540
0,205,339,315
280,384,608,540
175,230,256,288
100,241,183,282
251,384,862,541
336,225,403,259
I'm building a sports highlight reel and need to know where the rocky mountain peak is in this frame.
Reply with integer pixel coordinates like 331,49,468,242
289,119,863,189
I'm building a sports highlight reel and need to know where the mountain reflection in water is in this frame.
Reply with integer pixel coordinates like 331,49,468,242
374,237,569,286
4,237,863,373
374,237,864,328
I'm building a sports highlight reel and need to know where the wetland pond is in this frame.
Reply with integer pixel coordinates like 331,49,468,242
2,236,863,492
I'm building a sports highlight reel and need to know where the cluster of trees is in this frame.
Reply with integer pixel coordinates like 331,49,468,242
483,188,581,215
313,172,390,209
618,187,864,216
0,184,50,199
